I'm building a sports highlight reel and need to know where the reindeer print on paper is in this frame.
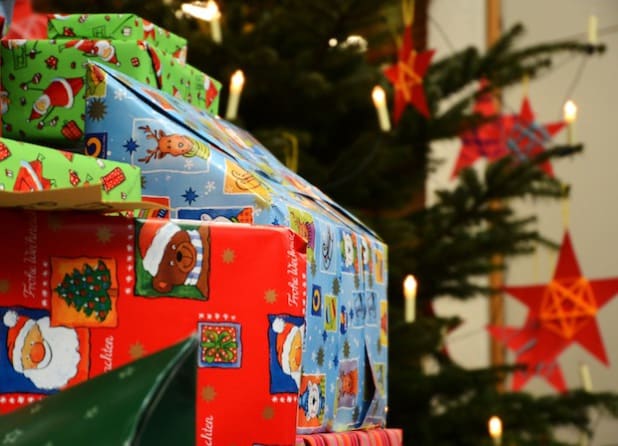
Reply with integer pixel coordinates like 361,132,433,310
137,124,212,164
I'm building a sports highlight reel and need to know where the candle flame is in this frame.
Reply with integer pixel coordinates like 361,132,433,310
488,416,502,439
563,100,577,123
181,1,220,21
372,85,386,106
403,274,417,300
230,70,245,93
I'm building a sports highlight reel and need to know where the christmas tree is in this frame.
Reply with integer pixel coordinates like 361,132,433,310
41,0,618,444
55,260,113,322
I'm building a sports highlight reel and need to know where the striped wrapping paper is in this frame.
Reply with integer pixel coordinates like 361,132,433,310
296,429,403,446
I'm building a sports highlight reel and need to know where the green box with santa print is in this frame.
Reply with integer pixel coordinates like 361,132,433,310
0,136,142,203
0,38,220,147
153,46,222,116
47,13,188,63
0,38,160,148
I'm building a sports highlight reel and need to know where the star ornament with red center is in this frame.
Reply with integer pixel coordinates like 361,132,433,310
488,231,618,392
383,25,434,124
504,97,565,176
451,82,514,178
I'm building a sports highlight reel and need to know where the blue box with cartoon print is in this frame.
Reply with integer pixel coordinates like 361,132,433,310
83,62,388,433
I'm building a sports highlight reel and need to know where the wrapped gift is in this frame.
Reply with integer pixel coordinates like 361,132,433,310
157,55,221,117
0,136,142,205
296,429,403,446
0,338,199,446
47,13,188,63
84,62,389,433
0,208,307,445
0,37,221,147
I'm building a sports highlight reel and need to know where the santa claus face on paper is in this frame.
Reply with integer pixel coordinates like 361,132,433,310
18,318,80,391
95,41,114,60
3,310,81,392
268,314,305,394
287,329,302,375
20,322,49,371
33,94,51,116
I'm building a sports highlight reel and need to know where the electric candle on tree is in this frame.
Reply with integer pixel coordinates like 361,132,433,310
579,362,593,392
371,85,391,132
403,274,417,323
225,70,245,121
206,1,222,43
563,100,577,144
181,1,222,43
588,14,598,44
488,415,502,446
578,365,592,446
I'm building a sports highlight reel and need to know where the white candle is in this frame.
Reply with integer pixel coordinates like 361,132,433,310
588,14,598,44
579,362,593,392
210,16,222,43
563,100,577,144
403,274,417,323
371,85,391,132
207,1,222,43
488,416,502,446
225,70,245,120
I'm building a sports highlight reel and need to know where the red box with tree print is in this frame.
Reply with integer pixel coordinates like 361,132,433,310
0,208,307,445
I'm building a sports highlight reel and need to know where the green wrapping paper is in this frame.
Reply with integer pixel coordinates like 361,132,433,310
0,337,197,446
0,39,221,147
47,13,188,63
0,137,142,204
157,50,222,116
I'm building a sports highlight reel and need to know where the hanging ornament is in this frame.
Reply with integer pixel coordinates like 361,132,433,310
383,24,434,123
504,96,565,177
488,231,618,392
452,87,566,178
451,80,513,177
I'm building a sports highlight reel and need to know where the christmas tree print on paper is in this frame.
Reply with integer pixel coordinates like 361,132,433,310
51,257,118,328
55,260,114,322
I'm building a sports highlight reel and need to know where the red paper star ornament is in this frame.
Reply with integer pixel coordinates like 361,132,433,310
451,82,513,177
504,97,565,176
383,25,434,123
488,231,618,392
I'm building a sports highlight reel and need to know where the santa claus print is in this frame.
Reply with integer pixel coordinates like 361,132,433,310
204,76,219,108
142,19,156,40
268,314,304,394
28,77,84,122
1,308,81,393
64,39,120,66
146,46,163,86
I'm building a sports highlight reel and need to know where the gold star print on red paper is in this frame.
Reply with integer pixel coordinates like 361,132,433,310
383,25,434,123
129,342,146,359
488,231,618,392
